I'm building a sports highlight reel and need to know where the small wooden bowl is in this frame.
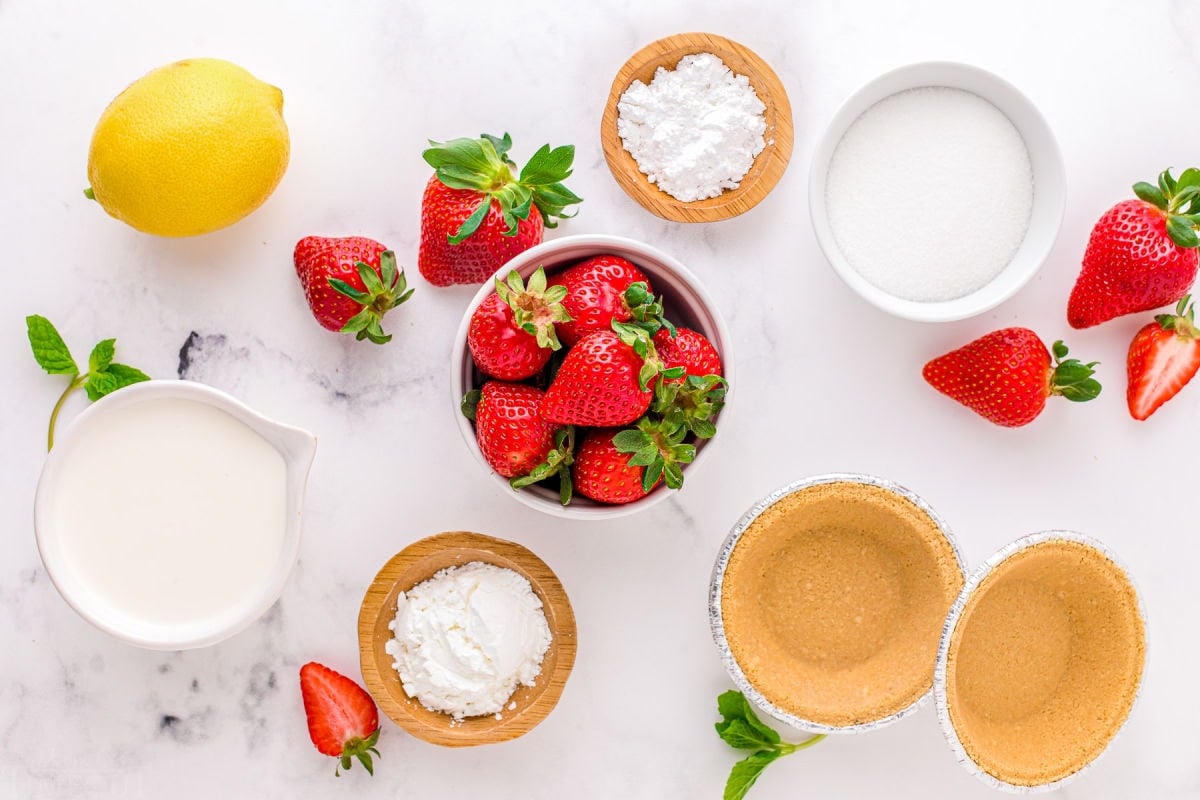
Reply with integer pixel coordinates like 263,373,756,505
358,532,577,747
601,32,794,222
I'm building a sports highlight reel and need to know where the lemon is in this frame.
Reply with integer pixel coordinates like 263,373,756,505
86,58,290,237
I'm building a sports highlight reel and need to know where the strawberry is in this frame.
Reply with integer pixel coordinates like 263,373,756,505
294,236,413,345
574,429,661,505
540,330,655,427
922,328,1101,427
1127,295,1200,420
547,255,653,345
467,268,570,380
465,383,558,477
1067,168,1200,329
299,662,380,776
654,327,723,380
418,133,582,287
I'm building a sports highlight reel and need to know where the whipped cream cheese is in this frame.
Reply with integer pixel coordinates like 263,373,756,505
385,561,552,720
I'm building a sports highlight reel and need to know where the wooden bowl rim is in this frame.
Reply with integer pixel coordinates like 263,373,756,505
601,31,794,222
358,531,577,747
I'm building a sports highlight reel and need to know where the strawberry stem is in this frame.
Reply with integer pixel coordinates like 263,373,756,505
1135,168,1200,249
495,267,572,351
422,133,582,244
330,251,413,345
1048,340,1102,403
510,426,576,504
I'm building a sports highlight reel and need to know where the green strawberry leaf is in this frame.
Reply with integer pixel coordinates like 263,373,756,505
1175,167,1200,192
481,132,514,164
1166,215,1200,249
1160,169,1178,196
26,315,78,375
448,197,493,245
461,389,482,421
1134,181,1168,209
328,278,369,303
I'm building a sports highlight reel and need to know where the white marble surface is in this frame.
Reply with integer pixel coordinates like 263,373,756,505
2,1,1198,798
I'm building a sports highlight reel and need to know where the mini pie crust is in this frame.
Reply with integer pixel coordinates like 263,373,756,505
721,481,963,727
944,539,1145,787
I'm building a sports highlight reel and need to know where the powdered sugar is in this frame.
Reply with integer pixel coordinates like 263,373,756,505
617,53,766,202
385,561,551,720
825,86,1033,302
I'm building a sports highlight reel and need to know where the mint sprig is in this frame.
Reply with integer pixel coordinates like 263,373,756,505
27,315,150,450
716,691,825,800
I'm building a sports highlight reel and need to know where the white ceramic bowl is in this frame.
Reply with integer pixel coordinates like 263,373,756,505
809,62,1065,322
451,234,733,520
34,380,317,650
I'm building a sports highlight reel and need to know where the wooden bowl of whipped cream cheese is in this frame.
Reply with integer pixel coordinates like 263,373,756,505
602,32,794,222
358,531,577,747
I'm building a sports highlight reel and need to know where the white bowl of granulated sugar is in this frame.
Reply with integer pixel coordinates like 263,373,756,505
809,62,1065,323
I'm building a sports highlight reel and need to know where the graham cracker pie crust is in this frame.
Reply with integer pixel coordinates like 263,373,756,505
944,538,1145,787
721,481,963,727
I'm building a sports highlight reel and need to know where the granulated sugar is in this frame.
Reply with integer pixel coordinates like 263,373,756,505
617,53,766,202
826,87,1033,302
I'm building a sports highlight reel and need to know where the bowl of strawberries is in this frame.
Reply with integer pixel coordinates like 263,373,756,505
451,234,732,519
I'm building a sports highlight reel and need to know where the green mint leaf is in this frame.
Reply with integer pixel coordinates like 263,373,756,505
88,338,115,374
26,315,78,375
716,718,779,752
727,693,781,744
724,752,779,800
84,371,116,401
94,363,149,396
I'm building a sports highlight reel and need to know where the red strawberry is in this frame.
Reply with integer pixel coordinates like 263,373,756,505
294,236,413,345
922,328,1101,427
1127,295,1200,420
418,133,582,287
467,268,570,380
654,327,723,380
465,382,560,477
540,330,653,426
547,255,652,345
1068,168,1200,328
299,662,380,776
574,429,659,505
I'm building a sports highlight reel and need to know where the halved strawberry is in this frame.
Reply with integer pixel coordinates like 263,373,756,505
299,662,380,776
1127,295,1200,420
